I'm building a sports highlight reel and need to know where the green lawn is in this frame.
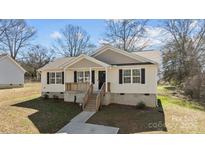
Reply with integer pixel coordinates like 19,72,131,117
88,85,205,134
157,85,205,111
87,104,167,134
0,83,81,133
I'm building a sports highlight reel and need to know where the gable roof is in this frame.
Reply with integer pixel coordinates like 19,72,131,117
91,44,158,64
38,45,160,71
63,54,110,69
38,57,75,71
0,54,26,73
132,51,161,64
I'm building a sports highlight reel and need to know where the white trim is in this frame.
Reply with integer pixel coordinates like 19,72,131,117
122,68,141,84
48,71,63,85
76,70,90,83
89,67,92,84
67,67,105,70
105,67,108,92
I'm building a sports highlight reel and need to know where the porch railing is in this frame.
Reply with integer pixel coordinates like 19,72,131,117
96,82,106,111
65,82,90,91
82,83,93,109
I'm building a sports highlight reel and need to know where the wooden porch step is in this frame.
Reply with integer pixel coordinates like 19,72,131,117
84,93,98,111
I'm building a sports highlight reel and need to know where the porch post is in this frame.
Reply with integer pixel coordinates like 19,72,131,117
63,68,66,91
105,67,108,92
90,67,92,84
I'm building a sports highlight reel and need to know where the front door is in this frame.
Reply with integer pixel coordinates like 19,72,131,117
98,71,106,90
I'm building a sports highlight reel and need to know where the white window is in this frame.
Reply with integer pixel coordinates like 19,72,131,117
77,72,84,83
56,72,62,84
122,69,141,84
49,72,62,84
132,69,141,83
123,70,131,84
49,72,55,84
77,71,90,83
84,71,90,82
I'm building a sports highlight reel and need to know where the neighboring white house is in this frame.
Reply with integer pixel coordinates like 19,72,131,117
0,54,26,88
38,45,160,110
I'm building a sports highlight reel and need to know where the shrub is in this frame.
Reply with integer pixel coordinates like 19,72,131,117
43,94,49,99
136,102,146,109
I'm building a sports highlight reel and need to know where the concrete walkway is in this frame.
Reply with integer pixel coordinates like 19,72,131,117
70,111,95,123
57,111,119,134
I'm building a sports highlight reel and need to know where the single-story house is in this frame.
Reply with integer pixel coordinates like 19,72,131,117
0,54,26,88
38,45,160,111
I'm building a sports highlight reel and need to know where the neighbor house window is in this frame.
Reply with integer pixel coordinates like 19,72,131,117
49,72,55,84
49,72,62,84
56,72,62,84
132,69,141,83
122,69,141,84
77,71,90,83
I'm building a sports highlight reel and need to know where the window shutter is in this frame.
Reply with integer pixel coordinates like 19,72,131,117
74,71,77,83
119,69,122,84
62,72,64,84
92,70,95,84
47,72,50,84
141,68,145,84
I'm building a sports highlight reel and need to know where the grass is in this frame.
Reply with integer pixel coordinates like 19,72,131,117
0,83,81,133
88,85,205,134
1,83,205,133
87,104,167,134
157,85,205,111
0,82,41,107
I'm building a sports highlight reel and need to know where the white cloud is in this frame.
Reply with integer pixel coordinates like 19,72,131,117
143,26,170,49
50,31,62,39
98,26,170,50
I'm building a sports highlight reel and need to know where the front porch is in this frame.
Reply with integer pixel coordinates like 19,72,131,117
64,82,110,111
62,54,112,111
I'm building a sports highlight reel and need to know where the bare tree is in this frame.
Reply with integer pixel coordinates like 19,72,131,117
162,19,205,99
53,24,95,57
21,45,55,78
104,19,148,51
0,19,36,59
0,20,12,42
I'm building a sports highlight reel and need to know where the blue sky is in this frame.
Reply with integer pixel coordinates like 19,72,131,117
26,19,163,49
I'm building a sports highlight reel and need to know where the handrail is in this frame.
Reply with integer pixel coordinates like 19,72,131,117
65,82,90,91
96,82,105,111
82,83,93,110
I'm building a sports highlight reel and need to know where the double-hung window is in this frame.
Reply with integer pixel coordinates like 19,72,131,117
77,71,90,83
56,72,62,84
49,72,62,84
77,72,84,83
123,70,131,84
122,69,141,84
49,72,56,84
132,69,141,83
84,71,90,82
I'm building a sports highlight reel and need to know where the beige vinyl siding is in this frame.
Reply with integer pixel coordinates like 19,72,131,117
41,71,64,92
107,65,158,94
94,49,140,64
68,58,102,68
